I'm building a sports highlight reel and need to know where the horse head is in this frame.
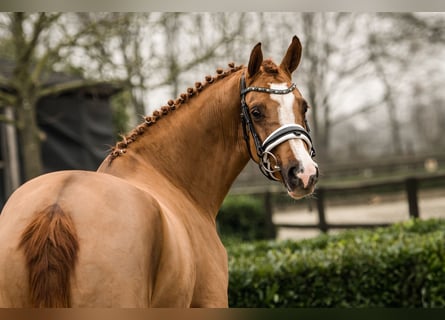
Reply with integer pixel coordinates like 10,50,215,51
241,36,318,199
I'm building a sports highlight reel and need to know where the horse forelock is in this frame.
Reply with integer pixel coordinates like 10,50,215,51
108,62,244,162
246,60,287,86
262,59,279,74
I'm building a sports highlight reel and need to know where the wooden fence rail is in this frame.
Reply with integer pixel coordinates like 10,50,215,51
260,173,445,236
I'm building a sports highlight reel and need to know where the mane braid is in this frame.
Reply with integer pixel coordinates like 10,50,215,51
108,62,244,163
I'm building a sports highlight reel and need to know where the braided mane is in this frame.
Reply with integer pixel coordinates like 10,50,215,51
108,62,244,163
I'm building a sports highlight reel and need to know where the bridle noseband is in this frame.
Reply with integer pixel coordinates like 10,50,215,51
240,73,316,181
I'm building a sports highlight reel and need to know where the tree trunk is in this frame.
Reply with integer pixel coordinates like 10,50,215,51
16,95,43,180
368,35,404,155
301,13,331,163
10,13,44,181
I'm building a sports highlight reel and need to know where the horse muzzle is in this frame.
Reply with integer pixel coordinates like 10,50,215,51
282,160,319,199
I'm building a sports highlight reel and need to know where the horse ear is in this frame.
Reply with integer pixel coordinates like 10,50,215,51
280,35,302,75
248,42,263,78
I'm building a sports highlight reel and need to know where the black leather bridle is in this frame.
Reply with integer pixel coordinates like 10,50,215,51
240,73,316,181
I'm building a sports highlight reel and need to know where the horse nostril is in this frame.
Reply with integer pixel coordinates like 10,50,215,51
308,170,319,186
288,165,301,180
287,165,303,188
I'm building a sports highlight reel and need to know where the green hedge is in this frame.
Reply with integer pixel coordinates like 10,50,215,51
226,218,445,307
217,195,275,241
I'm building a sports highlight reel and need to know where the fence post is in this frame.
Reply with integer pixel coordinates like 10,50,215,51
263,191,276,239
405,178,419,219
316,188,328,233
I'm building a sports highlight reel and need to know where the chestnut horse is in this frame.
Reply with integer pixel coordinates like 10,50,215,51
0,36,318,307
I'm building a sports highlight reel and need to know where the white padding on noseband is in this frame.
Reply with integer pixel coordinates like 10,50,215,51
259,124,314,181
262,124,313,153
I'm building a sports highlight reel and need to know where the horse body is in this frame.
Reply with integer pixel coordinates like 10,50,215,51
0,36,318,307
0,67,242,307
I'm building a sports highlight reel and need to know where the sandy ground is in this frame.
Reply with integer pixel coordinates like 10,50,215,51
273,189,445,241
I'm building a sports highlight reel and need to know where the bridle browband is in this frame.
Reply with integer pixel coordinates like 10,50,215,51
240,73,316,181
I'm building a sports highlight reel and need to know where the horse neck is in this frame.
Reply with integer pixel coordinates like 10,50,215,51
99,70,249,218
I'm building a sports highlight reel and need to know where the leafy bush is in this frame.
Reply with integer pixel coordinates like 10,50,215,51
217,195,275,241
227,218,445,307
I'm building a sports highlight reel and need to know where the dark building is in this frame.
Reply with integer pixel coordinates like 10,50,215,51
0,59,122,206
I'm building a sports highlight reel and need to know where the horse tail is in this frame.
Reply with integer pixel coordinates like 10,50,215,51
19,203,79,307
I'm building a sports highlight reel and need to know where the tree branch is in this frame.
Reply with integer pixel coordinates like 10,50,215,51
0,114,18,125
38,79,124,98
0,90,16,106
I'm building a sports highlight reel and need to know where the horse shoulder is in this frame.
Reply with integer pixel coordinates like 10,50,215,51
151,197,229,307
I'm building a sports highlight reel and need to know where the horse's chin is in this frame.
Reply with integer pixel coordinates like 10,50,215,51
286,186,315,200
280,176,315,200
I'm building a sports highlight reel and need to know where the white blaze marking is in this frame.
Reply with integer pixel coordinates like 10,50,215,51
270,83,318,188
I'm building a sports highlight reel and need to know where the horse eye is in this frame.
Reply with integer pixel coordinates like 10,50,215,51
251,107,263,119
302,100,309,113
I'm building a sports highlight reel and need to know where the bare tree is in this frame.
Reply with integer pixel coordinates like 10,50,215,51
274,12,445,161
67,13,250,119
156,13,248,101
363,13,445,155
0,13,119,181
294,13,382,162
5,13,61,180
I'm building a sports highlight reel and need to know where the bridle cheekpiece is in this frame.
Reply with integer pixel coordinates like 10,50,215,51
240,73,316,181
